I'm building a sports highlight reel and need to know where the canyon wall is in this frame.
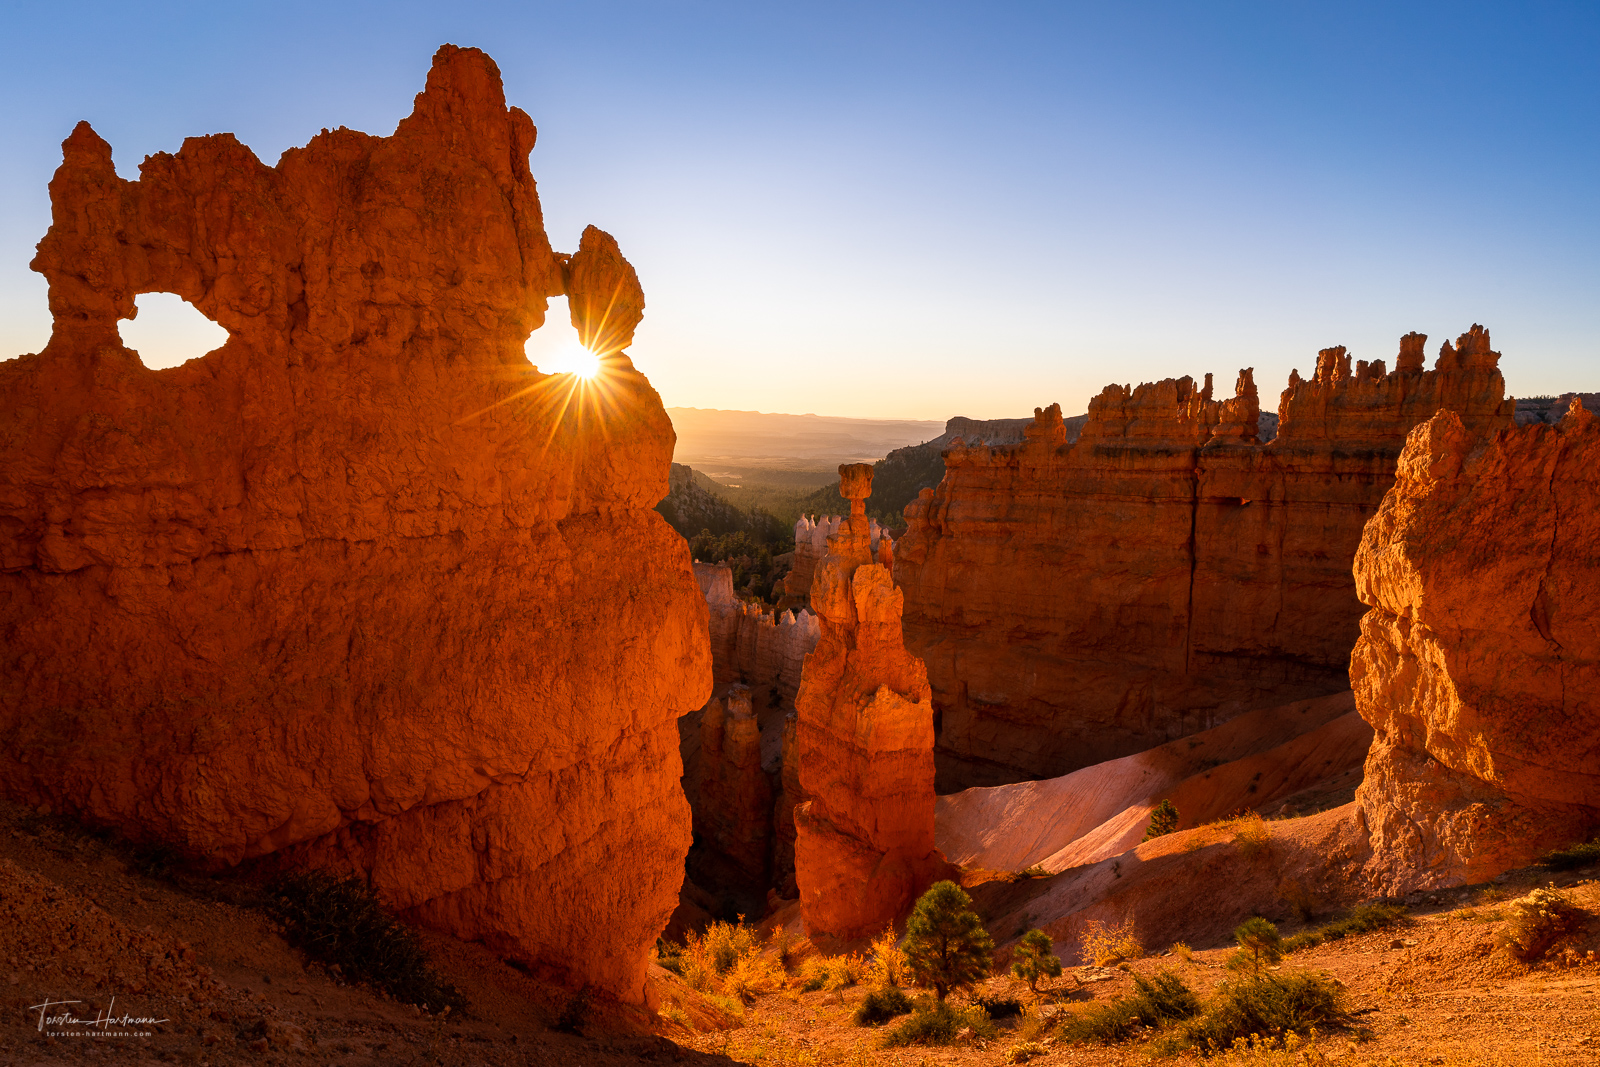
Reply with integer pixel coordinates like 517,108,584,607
793,465,947,940
1353,401,1600,892
696,561,820,706
898,330,1514,790
0,46,709,1004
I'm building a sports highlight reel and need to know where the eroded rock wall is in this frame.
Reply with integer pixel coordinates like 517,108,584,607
793,465,948,940
0,46,709,1004
897,331,1513,790
1353,401,1600,892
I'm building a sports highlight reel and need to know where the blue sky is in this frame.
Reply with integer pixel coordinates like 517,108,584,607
2,2,1596,419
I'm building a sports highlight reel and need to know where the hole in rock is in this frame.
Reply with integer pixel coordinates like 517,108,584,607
524,296,599,380
118,292,229,369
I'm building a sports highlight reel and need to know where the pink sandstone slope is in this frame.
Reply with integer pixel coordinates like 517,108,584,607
937,692,1368,873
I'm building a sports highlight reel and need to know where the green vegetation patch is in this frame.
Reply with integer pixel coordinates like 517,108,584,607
1059,970,1201,1045
1156,970,1349,1054
852,986,914,1027
1540,838,1600,872
1283,903,1409,953
881,1003,997,1047
267,871,466,1014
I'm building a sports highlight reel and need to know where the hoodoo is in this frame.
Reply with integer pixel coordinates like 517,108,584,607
792,464,948,940
0,46,709,1004
897,330,1514,790
1354,400,1600,892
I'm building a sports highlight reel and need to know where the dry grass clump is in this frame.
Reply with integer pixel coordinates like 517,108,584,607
1004,1039,1048,1063
1279,878,1320,923
1078,915,1143,965
1499,886,1584,961
867,925,910,988
797,951,867,992
1171,941,1194,963
655,919,787,1003
1227,812,1272,859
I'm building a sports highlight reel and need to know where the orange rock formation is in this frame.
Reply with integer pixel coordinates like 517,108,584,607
1353,400,1600,892
897,329,1513,789
0,45,710,1004
693,686,773,883
792,464,948,940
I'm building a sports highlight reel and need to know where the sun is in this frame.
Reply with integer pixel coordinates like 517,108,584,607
543,342,601,380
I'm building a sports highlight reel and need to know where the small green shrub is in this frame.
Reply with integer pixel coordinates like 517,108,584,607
903,881,995,1001
1541,838,1600,872
555,987,589,1034
1499,887,1583,961
1010,928,1063,991
853,986,914,1026
1228,917,1283,974
132,842,178,880
974,994,1023,1019
1143,799,1180,841
881,1003,996,1047
653,937,685,976
1059,969,1200,1045
1008,865,1051,882
1157,970,1348,1053
267,871,466,1013
1284,903,1408,954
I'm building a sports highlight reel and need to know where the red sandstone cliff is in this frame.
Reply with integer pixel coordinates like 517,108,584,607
897,330,1513,790
792,465,948,940
0,46,710,1004
1353,401,1600,892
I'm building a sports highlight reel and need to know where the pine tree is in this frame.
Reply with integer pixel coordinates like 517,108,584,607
903,881,994,1002
1010,928,1063,992
1142,799,1180,841
1229,916,1283,973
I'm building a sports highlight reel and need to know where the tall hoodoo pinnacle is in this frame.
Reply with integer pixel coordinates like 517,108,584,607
792,464,949,940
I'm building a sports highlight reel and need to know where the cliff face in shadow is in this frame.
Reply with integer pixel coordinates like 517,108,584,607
0,45,709,1005
897,332,1512,790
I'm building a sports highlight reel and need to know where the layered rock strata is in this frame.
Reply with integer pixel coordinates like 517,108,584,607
1353,401,1600,892
0,46,709,1004
898,330,1514,789
793,465,947,940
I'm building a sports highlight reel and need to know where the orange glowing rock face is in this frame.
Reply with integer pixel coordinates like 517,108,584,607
897,330,1514,791
1353,400,1600,892
0,45,710,1004
792,464,950,941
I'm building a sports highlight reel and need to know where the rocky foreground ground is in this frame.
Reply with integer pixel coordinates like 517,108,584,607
5,798,1597,1067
